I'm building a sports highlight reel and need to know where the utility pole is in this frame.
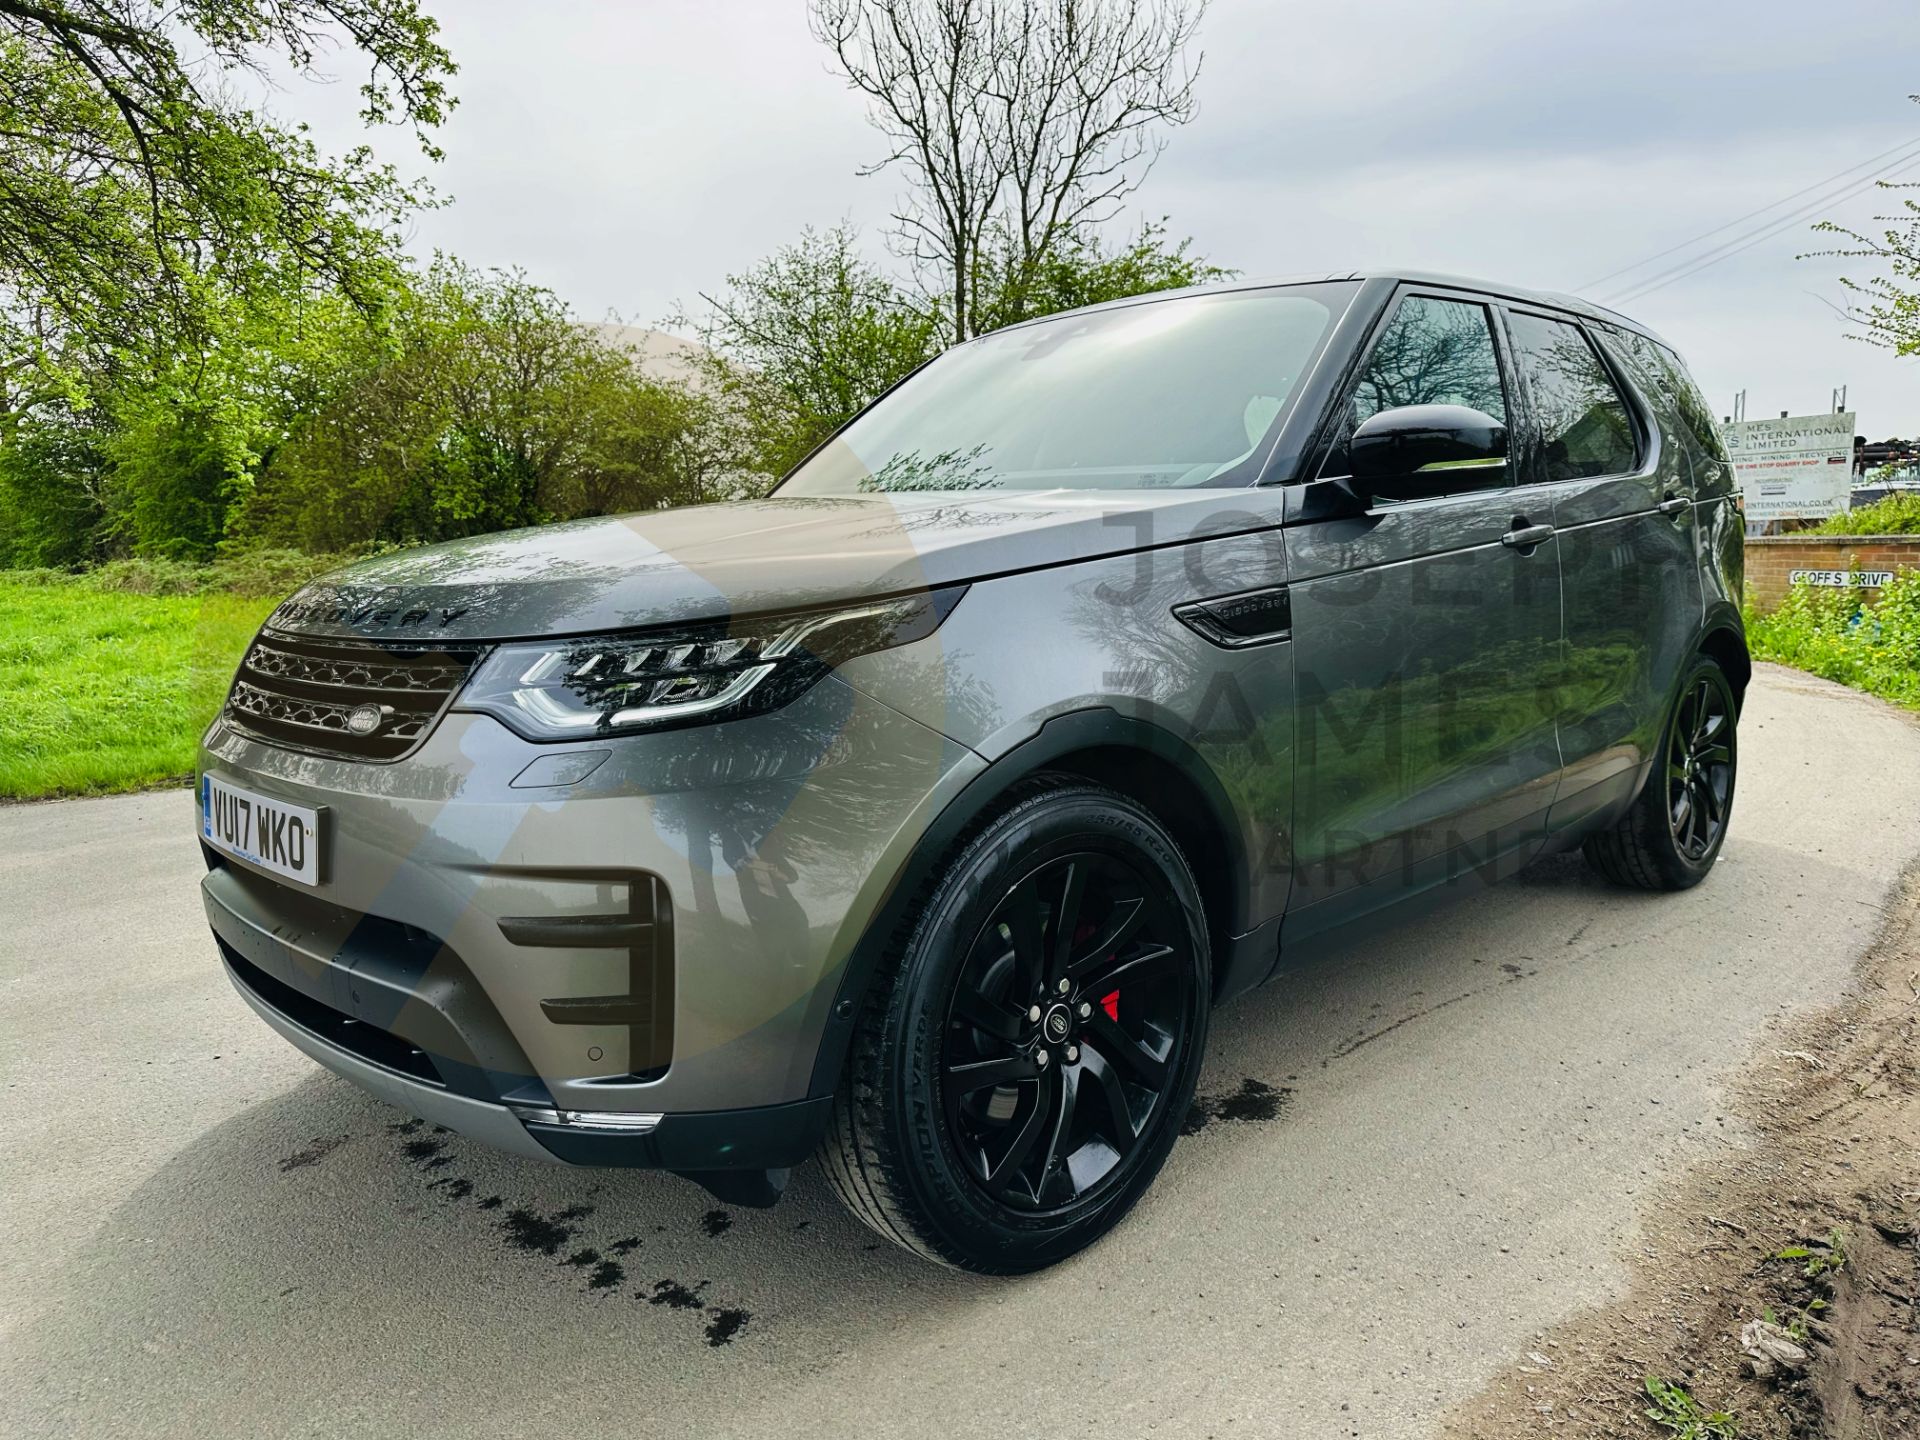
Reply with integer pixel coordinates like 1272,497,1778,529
1832,384,1848,413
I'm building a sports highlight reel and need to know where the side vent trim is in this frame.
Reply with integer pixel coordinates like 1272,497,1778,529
496,871,674,1082
1172,585,1293,649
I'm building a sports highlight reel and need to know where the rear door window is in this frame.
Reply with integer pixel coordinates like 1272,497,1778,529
1504,312,1639,482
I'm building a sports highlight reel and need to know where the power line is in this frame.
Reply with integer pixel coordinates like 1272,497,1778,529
1599,149,1920,304
1581,133,1920,291
1599,153,1920,307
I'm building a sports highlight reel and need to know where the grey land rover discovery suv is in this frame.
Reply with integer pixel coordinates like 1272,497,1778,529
198,271,1747,1272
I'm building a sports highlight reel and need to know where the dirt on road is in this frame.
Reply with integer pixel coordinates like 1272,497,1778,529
1446,867,1920,1439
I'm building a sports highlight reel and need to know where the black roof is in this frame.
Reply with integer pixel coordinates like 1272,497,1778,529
1003,267,1672,349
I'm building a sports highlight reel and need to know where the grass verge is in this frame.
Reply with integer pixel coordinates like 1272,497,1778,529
0,575,276,800
1746,571,1920,710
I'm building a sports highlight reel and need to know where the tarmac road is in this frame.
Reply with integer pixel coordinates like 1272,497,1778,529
4,663,1918,1440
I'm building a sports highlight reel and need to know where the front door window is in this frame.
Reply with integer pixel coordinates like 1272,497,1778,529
1322,295,1508,483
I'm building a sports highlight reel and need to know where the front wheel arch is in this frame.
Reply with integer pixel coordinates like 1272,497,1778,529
806,710,1250,1102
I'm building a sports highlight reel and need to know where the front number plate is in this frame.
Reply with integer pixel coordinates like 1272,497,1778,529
201,774,323,886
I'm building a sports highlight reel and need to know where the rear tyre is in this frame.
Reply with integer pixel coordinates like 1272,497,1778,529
821,778,1210,1273
1582,655,1738,891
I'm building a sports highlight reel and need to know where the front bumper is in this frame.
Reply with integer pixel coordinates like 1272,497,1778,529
199,671,981,1164
221,937,833,1178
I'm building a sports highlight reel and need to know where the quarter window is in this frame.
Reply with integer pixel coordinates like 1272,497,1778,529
1603,326,1724,462
1505,312,1639,482
1322,295,1507,480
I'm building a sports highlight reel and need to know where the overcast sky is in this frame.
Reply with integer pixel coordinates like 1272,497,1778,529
283,0,1920,434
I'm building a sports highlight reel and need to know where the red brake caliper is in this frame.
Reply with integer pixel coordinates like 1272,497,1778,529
1100,988,1120,1022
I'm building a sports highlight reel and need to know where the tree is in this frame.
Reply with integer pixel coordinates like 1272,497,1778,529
971,216,1229,331
680,217,1227,489
809,0,1205,343
0,0,454,412
0,278,386,563
247,260,741,551
1805,94,1920,355
683,223,940,475
1816,193,1920,356
0,397,106,564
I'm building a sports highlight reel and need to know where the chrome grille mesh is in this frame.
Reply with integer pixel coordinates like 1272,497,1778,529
221,632,485,760
243,638,475,694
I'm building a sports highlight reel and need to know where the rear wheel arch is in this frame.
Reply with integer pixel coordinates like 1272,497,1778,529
1583,651,1738,890
1696,619,1751,711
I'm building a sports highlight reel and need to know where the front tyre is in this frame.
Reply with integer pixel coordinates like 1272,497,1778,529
1583,655,1738,891
822,779,1210,1273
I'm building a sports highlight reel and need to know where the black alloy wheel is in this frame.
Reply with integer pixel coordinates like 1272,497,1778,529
821,779,1211,1273
1666,670,1735,862
1583,654,1739,891
941,850,1193,1213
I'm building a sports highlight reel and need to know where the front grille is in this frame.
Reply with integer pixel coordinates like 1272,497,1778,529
222,631,485,761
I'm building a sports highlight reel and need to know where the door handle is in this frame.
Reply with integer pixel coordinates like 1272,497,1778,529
1500,523,1556,550
1658,496,1690,518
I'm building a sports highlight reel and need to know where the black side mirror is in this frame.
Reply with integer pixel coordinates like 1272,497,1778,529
1348,404,1508,503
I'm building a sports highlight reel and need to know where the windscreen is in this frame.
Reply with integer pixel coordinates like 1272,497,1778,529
777,283,1355,495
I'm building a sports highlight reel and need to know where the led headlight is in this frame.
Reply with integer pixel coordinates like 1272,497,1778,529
454,587,964,740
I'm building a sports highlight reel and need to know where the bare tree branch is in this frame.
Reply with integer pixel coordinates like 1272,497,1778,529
810,0,1204,342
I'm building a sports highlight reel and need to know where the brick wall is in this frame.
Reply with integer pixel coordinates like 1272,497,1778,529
1745,535,1920,611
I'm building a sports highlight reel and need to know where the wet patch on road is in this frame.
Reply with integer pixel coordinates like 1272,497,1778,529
648,1278,709,1309
376,1127,756,1343
566,1248,625,1290
645,1280,752,1344
1183,1077,1293,1135
501,1204,591,1257
277,1133,349,1172
705,1307,750,1346
400,1136,454,1169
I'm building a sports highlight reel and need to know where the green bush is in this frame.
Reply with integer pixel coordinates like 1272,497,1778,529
2,547,356,600
1747,570,1920,708
107,401,239,560
1808,491,1920,535
0,419,108,567
205,547,359,598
